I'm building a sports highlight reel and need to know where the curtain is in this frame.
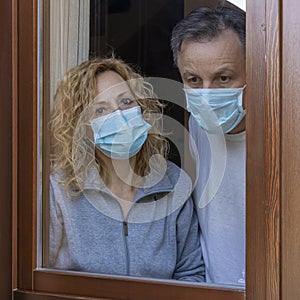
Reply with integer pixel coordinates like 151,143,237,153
50,0,90,109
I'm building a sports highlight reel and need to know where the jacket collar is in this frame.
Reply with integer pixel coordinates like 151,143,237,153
82,161,192,203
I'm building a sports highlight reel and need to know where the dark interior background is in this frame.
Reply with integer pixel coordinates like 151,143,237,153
89,0,186,166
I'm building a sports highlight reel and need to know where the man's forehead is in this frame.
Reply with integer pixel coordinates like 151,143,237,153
178,47,243,67
178,38,244,71
182,63,237,74
180,30,242,53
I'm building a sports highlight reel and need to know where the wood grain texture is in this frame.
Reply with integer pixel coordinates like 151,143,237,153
246,0,267,298
41,0,51,269
14,290,112,300
34,270,245,300
0,0,13,299
265,0,281,299
12,0,19,291
246,0,281,299
282,0,300,299
17,0,38,290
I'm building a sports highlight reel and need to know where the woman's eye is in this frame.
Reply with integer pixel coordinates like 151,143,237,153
95,107,105,115
120,98,133,106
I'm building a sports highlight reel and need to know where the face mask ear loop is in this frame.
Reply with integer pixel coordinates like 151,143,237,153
240,84,247,110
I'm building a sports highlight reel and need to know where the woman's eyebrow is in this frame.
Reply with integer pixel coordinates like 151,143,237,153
93,90,132,105
116,91,132,99
93,98,109,105
117,91,127,97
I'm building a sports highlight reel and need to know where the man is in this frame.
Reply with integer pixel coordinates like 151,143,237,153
171,7,246,285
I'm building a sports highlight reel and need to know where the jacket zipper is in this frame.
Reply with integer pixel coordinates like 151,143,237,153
122,219,130,275
101,188,174,277
123,221,128,236
121,193,161,275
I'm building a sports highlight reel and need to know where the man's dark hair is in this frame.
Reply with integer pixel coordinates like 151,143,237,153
171,6,246,66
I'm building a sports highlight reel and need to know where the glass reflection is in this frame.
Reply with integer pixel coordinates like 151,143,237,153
41,0,246,289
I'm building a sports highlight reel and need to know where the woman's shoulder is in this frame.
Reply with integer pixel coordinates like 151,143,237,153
50,170,66,187
49,170,74,200
165,160,181,177
164,160,193,194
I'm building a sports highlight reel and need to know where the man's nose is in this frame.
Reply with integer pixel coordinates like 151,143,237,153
202,81,215,89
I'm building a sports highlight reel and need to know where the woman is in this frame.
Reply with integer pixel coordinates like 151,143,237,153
49,57,204,282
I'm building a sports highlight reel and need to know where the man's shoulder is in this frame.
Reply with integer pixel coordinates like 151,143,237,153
188,115,209,142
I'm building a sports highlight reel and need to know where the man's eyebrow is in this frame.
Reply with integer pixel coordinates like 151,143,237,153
215,67,235,73
213,63,237,73
182,70,197,77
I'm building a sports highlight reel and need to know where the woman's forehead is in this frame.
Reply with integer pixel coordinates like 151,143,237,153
95,71,132,99
96,71,127,91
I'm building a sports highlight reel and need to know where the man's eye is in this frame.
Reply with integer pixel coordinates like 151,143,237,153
220,76,230,83
187,77,199,84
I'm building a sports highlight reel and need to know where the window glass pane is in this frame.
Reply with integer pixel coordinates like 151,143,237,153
40,0,246,291
229,0,246,10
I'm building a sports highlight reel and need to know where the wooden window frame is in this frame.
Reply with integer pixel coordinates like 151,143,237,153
9,0,283,299
0,1,13,299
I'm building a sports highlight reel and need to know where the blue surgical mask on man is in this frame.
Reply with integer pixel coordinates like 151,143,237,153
184,86,246,134
90,106,151,159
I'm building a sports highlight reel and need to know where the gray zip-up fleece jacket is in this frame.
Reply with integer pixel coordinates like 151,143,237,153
49,161,205,282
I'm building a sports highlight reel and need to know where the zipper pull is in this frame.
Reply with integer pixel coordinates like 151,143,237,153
123,221,128,236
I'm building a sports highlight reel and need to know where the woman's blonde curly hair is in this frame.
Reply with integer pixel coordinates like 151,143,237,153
50,57,169,195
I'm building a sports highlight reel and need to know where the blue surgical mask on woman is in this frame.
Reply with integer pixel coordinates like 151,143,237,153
90,106,151,159
184,86,246,134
